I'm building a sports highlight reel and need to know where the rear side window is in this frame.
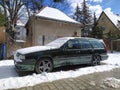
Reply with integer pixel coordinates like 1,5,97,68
78,39,92,49
90,40,105,49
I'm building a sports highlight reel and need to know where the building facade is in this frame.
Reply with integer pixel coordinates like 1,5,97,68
26,7,81,46
97,11,120,51
97,11,120,39
15,20,26,41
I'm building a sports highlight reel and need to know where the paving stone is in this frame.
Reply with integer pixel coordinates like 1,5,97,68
42,86,50,90
53,81,64,90
47,83,57,90
9,68,120,90
33,85,42,90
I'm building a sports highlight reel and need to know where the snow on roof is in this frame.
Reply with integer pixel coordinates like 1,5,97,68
104,12,120,27
36,7,79,24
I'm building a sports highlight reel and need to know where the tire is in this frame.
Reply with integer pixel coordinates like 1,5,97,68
91,55,101,66
35,58,53,74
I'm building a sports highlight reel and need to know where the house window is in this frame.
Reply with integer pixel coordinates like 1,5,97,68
117,20,120,29
16,27,20,30
102,26,106,30
118,20,120,24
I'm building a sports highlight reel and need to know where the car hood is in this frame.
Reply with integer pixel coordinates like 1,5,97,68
16,46,57,54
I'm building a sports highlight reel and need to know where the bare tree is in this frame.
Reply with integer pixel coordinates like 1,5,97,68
23,0,70,14
0,0,24,41
0,8,5,26
0,0,70,41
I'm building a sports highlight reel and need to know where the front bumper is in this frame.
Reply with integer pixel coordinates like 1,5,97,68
14,60,35,71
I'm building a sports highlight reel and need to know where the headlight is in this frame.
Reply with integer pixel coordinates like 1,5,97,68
19,55,25,60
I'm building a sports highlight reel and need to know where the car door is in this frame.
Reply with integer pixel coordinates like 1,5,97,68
51,48,69,67
62,39,81,65
78,39,93,64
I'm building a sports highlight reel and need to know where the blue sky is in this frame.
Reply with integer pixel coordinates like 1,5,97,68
92,0,120,14
69,0,120,17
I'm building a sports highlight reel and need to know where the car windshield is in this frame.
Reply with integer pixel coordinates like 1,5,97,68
45,37,70,48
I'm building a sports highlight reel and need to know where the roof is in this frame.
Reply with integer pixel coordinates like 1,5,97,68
104,12,120,28
36,7,79,24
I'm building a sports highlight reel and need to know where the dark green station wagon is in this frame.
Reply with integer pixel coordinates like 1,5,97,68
14,37,108,73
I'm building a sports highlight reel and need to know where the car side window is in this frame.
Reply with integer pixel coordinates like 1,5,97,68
66,39,79,49
90,40,104,49
78,40,92,49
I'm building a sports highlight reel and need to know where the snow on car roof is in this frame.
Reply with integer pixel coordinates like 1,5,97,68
36,7,79,24
16,37,74,54
16,46,56,54
16,37,98,54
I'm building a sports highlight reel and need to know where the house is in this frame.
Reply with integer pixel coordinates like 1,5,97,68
6,20,27,58
15,20,26,41
97,11,120,39
26,6,81,46
97,11,120,51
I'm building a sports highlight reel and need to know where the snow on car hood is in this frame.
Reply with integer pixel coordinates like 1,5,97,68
16,46,57,54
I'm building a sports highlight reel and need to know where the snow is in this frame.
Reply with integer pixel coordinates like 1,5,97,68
0,60,18,79
102,52,120,66
36,7,79,24
0,52,120,89
16,37,74,54
16,46,57,54
46,37,74,47
104,11,120,27
16,40,26,43
102,77,120,89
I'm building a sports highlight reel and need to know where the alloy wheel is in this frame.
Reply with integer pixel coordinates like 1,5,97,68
36,59,53,73
91,55,101,66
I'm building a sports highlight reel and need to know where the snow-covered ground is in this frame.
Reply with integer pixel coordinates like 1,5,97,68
0,52,120,89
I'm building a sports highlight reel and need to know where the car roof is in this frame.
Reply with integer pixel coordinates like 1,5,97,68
58,37,97,41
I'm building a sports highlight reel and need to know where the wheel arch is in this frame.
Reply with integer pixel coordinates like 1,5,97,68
34,56,54,73
35,56,53,68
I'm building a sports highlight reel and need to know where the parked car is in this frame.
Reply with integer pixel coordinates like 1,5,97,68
14,37,108,73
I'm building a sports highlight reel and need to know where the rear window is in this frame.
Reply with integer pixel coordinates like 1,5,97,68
90,40,105,49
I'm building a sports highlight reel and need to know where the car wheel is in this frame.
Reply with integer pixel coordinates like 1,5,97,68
91,55,101,66
35,58,53,74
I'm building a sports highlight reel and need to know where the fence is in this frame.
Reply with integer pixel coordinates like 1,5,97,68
104,39,120,51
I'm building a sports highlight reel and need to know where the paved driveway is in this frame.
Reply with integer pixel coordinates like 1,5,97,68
10,68,120,90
